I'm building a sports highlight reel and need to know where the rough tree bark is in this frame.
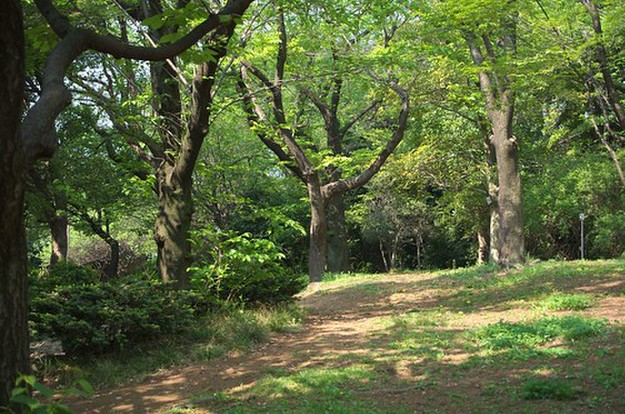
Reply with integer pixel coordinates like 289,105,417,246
476,116,500,264
0,1,28,408
465,19,524,268
326,193,349,272
48,213,69,265
307,176,328,282
29,169,70,265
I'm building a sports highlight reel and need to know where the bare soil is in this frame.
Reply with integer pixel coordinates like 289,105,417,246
69,271,625,413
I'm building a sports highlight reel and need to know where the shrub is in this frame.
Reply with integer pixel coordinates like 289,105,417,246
189,230,307,304
30,264,196,355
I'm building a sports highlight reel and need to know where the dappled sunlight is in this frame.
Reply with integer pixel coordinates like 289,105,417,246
69,262,625,413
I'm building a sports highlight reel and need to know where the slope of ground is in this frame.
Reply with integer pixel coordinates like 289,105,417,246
70,260,625,413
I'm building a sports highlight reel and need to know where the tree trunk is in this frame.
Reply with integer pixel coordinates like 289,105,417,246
0,1,29,407
307,177,327,283
154,166,193,288
380,239,389,272
390,233,400,271
477,225,488,265
466,26,523,268
491,111,524,267
326,192,350,272
489,201,500,263
48,213,69,266
415,235,422,268
487,152,500,264
103,238,120,279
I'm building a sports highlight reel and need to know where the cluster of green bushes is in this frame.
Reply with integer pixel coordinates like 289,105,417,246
30,252,306,355
189,230,307,304
30,263,196,354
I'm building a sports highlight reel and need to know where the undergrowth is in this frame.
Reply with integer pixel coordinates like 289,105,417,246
39,304,304,389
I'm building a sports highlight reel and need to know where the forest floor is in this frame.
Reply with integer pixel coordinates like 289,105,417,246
69,260,625,413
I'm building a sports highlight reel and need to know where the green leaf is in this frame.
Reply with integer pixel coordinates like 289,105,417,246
33,381,54,399
142,14,165,30
10,393,40,408
76,379,94,396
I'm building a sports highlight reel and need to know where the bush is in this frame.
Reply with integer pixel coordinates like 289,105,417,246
30,263,196,355
190,230,307,304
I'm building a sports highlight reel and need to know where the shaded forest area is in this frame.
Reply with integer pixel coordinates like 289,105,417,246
2,0,625,410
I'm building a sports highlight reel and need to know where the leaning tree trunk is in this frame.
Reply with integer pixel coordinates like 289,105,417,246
326,192,350,272
0,1,29,407
491,110,524,267
154,165,193,288
307,177,328,283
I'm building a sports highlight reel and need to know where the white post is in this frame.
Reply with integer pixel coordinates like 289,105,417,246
579,213,585,260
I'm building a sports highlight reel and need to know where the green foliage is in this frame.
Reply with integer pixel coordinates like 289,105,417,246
30,264,196,355
40,304,303,389
541,293,594,311
7,374,92,414
470,316,607,351
190,230,307,305
522,378,580,401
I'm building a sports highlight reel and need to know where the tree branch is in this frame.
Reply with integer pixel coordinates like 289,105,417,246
340,99,381,136
322,85,410,198
22,0,253,167
238,69,305,182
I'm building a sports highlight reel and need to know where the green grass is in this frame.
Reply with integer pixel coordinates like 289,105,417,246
469,315,608,351
69,260,625,412
41,304,303,389
200,365,406,413
522,377,580,400
540,293,595,311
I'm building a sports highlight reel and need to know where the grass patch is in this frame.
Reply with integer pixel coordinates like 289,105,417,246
210,365,401,413
540,293,595,311
522,377,580,400
470,315,607,352
40,304,303,389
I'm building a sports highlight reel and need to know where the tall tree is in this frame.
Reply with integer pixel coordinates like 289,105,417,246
1,0,252,404
72,1,254,287
238,6,410,282
459,1,525,267
0,1,28,407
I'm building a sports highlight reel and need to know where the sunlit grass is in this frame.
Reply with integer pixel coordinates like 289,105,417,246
63,260,625,412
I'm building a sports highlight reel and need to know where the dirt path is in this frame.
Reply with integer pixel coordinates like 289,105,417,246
69,270,625,413
70,274,439,413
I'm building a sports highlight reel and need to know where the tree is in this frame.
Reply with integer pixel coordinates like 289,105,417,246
238,5,411,282
428,0,524,267
70,1,254,287
0,1,28,407
1,0,252,405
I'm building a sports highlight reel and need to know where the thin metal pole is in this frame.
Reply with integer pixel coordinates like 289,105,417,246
580,214,585,260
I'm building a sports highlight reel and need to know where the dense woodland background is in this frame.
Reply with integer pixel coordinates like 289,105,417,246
2,0,625,410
